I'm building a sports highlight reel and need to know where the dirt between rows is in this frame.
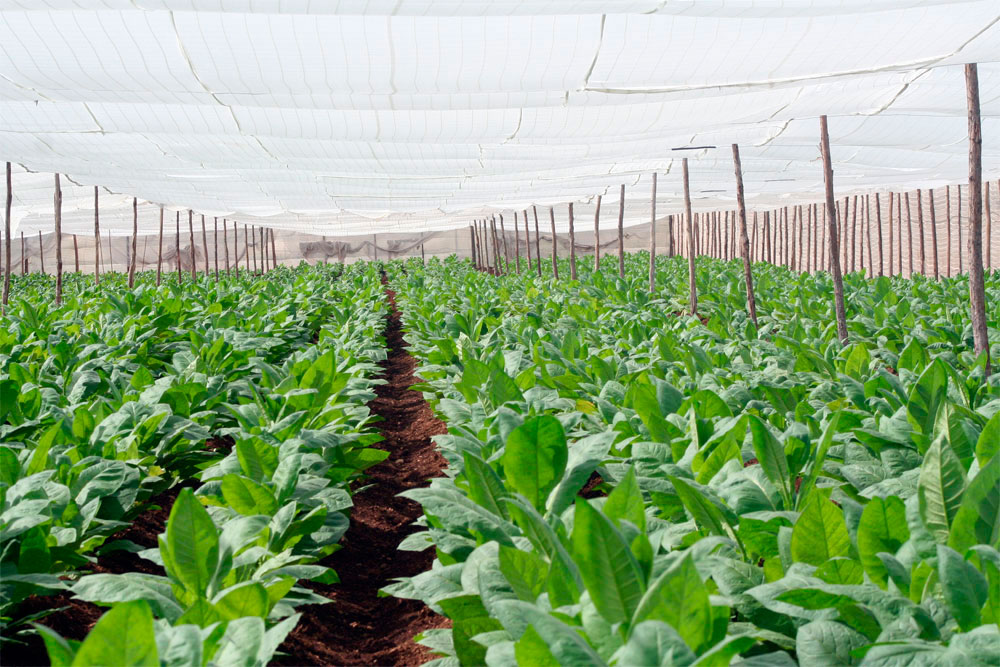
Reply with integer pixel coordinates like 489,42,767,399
275,285,450,666
5,290,449,666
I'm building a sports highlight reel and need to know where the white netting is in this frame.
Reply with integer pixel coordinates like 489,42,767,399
0,1,998,239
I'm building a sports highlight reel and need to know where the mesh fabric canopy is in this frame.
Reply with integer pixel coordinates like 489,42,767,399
1,0,998,237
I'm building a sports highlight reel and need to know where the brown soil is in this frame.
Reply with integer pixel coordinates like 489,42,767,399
1,484,188,666
578,472,607,498
276,286,450,666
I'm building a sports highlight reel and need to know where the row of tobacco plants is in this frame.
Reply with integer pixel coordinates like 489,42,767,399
385,254,999,666
1,264,390,665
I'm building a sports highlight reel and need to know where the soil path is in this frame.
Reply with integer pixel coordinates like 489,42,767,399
277,285,449,666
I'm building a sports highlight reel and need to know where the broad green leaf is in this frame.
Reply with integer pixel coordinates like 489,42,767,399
906,359,947,438
858,496,909,587
611,621,696,667
502,416,567,511
748,415,793,508
937,544,988,632
948,454,1000,553
463,452,509,519
790,490,850,566
221,474,279,516
213,582,269,621
71,601,158,667
603,466,645,532
163,488,219,598
573,498,644,625
976,413,1000,465
917,436,967,543
631,554,711,652
498,545,548,603
795,619,867,667
513,626,558,667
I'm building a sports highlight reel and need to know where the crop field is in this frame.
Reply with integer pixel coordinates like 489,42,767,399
1,253,997,666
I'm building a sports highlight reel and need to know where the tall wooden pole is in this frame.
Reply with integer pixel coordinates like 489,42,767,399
223,219,230,275
54,174,62,304
232,220,239,278
917,190,926,276
499,214,510,273
127,197,138,288
865,194,873,276
946,188,952,276
243,224,250,273
849,196,857,272
929,189,939,280
549,206,559,279
593,194,602,272
957,185,963,274
513,211,521,273
73,234,79,273
38,230,45,274
888,192,895,276
373,233,378,261
819,116,849,344
897,193,904,276
732,145,758,326
20,231,25,275
250,226,258,274
649,173,656,292
156,206,164,285
904,193,913,277
683,159,697,315
469,225,477,267
567,205,576,280
985,181,992,271
965,63,990,374
2,163,10,308
875,193,884,277
491,217,502,273
533,206,542,277
270,228,277,269
806,204,813,273
260,226,267,273
617,184,625,278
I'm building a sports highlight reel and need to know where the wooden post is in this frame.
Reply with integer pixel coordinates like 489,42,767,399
243,224,250,273
421,243,425,263
806,204,813,273
904,192,913,277
549,206,559,279
567,205,577,280
469,225,477,267
213,218,219,280
260,226,267,273
499,214,510,273
649,173,656,292
54,174,62,303
683,158,697,315
250,226,258,274
232,220,239,278
917,190,926,276
156,206,164,285
849,195,857,272
732,144,758,326
93,187,101,284
21,231,25,275
223,219,230,275
38,230,45,274
887,192,895,275
176,212,182,282
965,63,990,374
127,197,138,288
513,211,521,272
897,193,904,276
819,116,849,344
864,194,873,275
617,185,625,278
957,184,963,274
2,163,10,308
929,189,939,279
73,234,79,273
875,193,884,276
188,211,197,280
373,234,378,261
593,194,602,272
270,228,277,269
945,188,952,277
751,211,757,262
490,217,501,273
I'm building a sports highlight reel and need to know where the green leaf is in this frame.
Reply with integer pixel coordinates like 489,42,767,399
502,416,568,511
513,626,559,667
976,412,1000,465
858,496,909,587
221,474,279,516
213,582,270,621
498,545,548,602
795,619,867,667
814,557,864,585
35,625,77,667
463,452,509,519
791,490,850,566
949,454,1000,553
907,359,947,438
612,621,696,667
631,554,711,652
748,415,793,508
627,381,673,444
572,498,645,626
917,435,967,543
937,545,988,632
71,601,158,667
603,466,645,532
163,488,219,598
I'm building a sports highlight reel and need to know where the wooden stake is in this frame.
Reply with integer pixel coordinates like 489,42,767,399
2,163,10,308
751,211,757,262
549,207,559,279
232,220,239,278
897,192,903,276
523,209,531,272
875,193,883,276
929,189,939,279
917,190,926,276
904,192,913,277
270,228,277,268
223,219,230,275
38,230,45,274
806,204,813,273
260,226,266,273
819,115,849,344
500,214,510,273
593,194,602,272
965,63,990,374
849,195,858,272
864,194,872,275
958,184,963,274
243,224,250,273
128,197,138,288
469,225,477,267
200,215,209,276
373,234,378,261
732,144,758,326
73,234,79,273
251,226,258,274
985,181,992,271
682,158,697,315
54,174,62,302
617,185,625,278
21,231,25,275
